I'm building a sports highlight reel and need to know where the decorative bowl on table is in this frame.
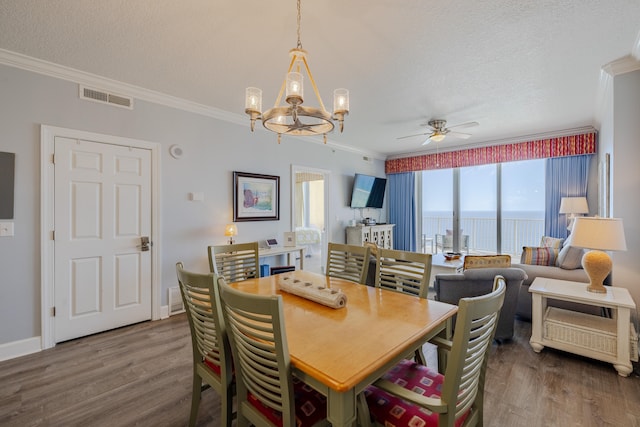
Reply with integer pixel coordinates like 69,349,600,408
444,252,462,261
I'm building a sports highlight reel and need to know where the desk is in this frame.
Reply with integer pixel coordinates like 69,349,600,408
229,270,457,426
258,246,305,270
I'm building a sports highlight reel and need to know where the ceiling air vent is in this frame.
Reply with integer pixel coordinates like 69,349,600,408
79,85,134,110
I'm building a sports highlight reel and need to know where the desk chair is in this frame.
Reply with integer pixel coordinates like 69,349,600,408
218,278,328,427
326,242,370,284
362,276,506,427
208,242,259,282
175,262,234,427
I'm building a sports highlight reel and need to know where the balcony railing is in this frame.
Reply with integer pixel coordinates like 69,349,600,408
422,215,545,258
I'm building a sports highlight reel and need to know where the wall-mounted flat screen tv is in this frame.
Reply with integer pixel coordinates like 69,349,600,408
349,173,387,208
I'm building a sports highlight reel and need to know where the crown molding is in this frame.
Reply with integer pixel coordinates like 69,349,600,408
595,54,640,130
601,55,640,77
0,48,384,160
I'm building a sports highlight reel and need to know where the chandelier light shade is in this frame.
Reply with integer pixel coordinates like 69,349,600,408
570,217,627,293
244,0,349,143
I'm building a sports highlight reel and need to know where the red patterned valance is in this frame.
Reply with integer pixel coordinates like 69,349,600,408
385,132,596,174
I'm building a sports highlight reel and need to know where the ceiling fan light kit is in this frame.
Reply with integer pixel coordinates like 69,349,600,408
397,119,479,145
244,0,348,144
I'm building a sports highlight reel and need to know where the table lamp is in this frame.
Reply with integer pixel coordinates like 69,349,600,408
559,197,589,230
224,223,238,244
570,217,626,293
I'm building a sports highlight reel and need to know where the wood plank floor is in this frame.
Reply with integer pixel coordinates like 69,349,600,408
1,315,638,426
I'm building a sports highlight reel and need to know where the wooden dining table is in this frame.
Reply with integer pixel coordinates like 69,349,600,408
228,269,458,426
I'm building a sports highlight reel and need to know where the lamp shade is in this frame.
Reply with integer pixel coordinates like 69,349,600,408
559,197,589,215
224,224,238,237
570,217,626,251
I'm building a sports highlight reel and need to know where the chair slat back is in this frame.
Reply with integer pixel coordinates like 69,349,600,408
326,242,370,284
441,275,506,425
219,278,296,427
375,248,432,299
208,242,259,283
176,262,232,385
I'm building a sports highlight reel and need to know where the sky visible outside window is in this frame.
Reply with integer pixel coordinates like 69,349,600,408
422,159,545,215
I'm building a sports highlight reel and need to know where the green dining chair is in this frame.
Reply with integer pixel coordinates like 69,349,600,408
175,262,234,427
208,242,260,282
374,248,432,299
361,275,506,427
325,242,370,284
218,277,329,427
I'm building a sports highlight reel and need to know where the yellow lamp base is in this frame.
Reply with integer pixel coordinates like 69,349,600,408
581,250,611,293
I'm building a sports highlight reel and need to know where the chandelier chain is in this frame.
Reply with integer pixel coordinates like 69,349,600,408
296,0,302,49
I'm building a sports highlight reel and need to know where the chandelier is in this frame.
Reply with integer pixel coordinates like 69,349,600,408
244,0,349,144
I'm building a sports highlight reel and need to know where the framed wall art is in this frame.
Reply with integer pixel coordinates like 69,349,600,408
233,171,280,221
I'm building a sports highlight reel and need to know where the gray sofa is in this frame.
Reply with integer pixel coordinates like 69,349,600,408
434,267,528,341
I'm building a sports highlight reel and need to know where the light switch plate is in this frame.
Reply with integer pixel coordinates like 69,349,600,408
0,221,14,236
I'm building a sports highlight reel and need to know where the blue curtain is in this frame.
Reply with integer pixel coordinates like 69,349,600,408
545,155,591,238
389,172,416,251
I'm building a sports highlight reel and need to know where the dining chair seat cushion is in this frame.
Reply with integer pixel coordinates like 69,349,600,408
364,359,470,427
204,357,221,375
247,376,327,427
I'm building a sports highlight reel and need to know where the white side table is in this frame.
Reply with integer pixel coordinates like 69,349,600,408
529,277,637,377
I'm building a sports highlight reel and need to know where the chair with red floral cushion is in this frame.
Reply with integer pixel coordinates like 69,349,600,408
218,277,329,427
176,262,235,427
362,276,506,427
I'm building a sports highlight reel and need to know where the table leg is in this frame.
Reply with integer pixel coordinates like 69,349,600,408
614,306,632,377
327,388,356,427
529,293,545,352
299,248,304,270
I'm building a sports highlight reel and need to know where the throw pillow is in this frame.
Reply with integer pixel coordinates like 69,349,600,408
540,236,564,250
555,231,582,269
463,255,511,270
520,246,558,266
556,243,584,269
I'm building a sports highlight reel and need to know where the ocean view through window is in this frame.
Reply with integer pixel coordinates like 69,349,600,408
421,159,545,256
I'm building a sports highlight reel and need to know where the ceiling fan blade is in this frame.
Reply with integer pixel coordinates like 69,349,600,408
447,121,479,130
447,130,472,139
421,137,432,146
396,132,431,140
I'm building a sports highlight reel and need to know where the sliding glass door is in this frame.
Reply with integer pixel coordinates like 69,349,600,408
420,159,545,257
421,168,453,253
501,160,545,256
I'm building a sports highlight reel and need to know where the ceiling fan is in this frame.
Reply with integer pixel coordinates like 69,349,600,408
397,119,479,145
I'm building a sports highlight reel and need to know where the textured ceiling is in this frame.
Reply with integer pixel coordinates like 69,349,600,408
1,0,639,158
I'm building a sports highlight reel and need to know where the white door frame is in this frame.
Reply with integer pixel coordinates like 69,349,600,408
290,165,331,271
40,125,162,350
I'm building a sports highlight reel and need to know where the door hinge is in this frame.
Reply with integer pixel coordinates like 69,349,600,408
51,230,55,240
51,306,55,317
51,153,55,164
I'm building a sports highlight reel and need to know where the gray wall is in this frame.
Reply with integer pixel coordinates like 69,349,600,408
610,69,640,309
0,64,386,346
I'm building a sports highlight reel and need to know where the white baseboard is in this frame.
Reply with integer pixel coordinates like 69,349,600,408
160,305,169,319
0,336,42,362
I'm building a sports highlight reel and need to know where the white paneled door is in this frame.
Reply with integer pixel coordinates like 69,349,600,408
54,137,152,342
